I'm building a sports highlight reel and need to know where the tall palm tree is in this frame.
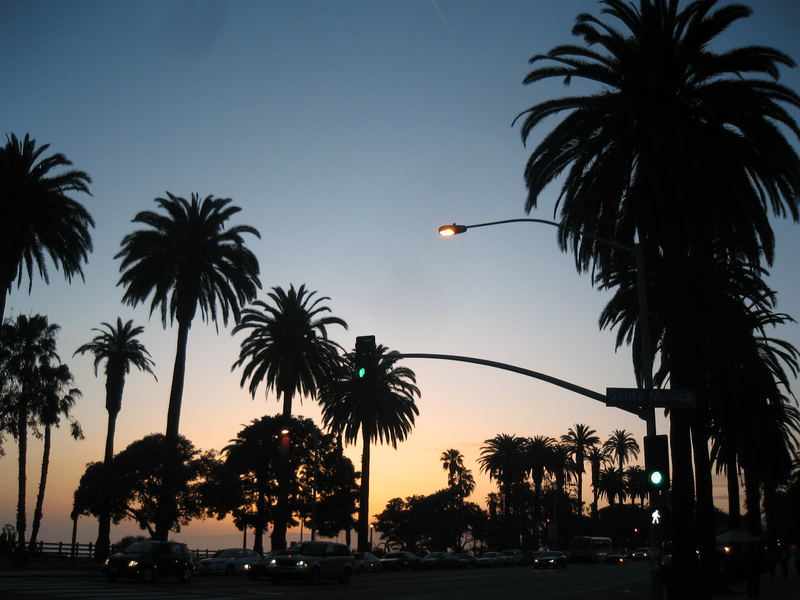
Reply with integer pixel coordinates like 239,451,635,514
516,1,800,591
624,465,648,508
232,284,347,549
116,192,261,540
28,362,83,551
586,445,610,520
598,466,626,506
560,423,600,515
0,133,93,322
0,314,60,555
320,344,420,552
525,435,554,548
603,430,640,472
73,317,156,559
441,448,475,499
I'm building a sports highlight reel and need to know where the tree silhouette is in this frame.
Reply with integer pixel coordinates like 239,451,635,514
320,344,419,552
232,284,346,549
561,423,600,515
0,133,93,322
74,317,156,559
116,192,260,540
603,430,640,472
515,1,800,592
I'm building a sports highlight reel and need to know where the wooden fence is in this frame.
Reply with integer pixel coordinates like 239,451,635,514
26,541,222,560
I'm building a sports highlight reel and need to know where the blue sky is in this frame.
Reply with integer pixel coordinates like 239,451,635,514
2,0,799,548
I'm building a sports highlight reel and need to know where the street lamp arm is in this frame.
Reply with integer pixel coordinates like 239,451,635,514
441,218,634,253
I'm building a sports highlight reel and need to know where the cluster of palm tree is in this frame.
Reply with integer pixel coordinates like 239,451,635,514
476,425,646,548
0,131,422,560
515,1,800,594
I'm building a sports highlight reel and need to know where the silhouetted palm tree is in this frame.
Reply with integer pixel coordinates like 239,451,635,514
603,430,640,472
320,344,419,552
624,465,647,508
525,435,554,547
28,363,83,551
0,314,60,554
441,448,475,499
0,133,93,322
586,445,610,519
598,466,626,506
116,192,261,540
561,424,600,515
74,317,156,560
516,1,800,591
232,284,347,549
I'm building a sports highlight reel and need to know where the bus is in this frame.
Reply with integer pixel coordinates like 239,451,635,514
568,536,613,562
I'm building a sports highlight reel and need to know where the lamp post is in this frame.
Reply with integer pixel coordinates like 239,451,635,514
439,218,655,438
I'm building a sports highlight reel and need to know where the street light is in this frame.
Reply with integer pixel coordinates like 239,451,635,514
438,218,655,438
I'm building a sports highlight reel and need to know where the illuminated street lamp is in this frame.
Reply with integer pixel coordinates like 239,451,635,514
438,218,655,438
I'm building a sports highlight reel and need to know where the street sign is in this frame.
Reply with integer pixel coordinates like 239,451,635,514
605,388,695,409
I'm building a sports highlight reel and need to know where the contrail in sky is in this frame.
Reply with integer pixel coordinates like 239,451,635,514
430,0,462,48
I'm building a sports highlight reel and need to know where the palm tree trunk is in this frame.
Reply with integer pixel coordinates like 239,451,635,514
155,318,191,541
95,405,120,561
28,424,52,552
15,395,28,557
743,465,762,536
725,456,741,530
358,428,371,551
271,391,293,551
691,409,723,592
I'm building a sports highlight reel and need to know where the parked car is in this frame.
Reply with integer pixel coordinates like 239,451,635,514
421,551,459,570
102,539,194,583
501,549,524,566
244,549,290,579
477,551,505,567
353,551,382,573
453,552,478,569
604,549,628,565
533,551,567,569
631,547,650,561
379,551,421,571
197,548,261,576
261,541,354,584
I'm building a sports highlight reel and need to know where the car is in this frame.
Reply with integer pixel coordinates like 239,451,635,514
604,549,628,565
533,551,567,569
197,548,261,576
102,539,194,583
353,551,382,573
453,552,479,568
501,549,524,566
379,551,421,571
244,549,291,579
262,541,354,584
631,547,650,561
421,551,459,569
477,551,505,567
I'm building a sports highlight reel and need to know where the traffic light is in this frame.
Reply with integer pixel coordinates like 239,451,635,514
644,434,670,491
354,335,375,379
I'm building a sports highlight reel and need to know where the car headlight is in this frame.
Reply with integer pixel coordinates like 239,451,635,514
128,560,139,567
244,563,251,570
296,560,308,568
269,558,277,566
103,559,110,566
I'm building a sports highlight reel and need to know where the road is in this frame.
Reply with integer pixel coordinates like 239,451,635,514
0,562,651,600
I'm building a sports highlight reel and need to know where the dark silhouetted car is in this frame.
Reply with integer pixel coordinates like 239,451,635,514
262,541,354,584
477,551,505,567
102,540,194,583
454,552,478,568
421,551,458,569
379,551,421,571
501,549,524,566
353,551,382,573
197,548,261,576
631,547,650,561
604,549,628,565
533,551,567,569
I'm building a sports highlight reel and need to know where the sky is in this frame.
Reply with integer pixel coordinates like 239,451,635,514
2,0,800,550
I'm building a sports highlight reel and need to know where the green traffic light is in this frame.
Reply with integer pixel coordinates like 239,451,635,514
649,470,664,486
357,367,366,378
